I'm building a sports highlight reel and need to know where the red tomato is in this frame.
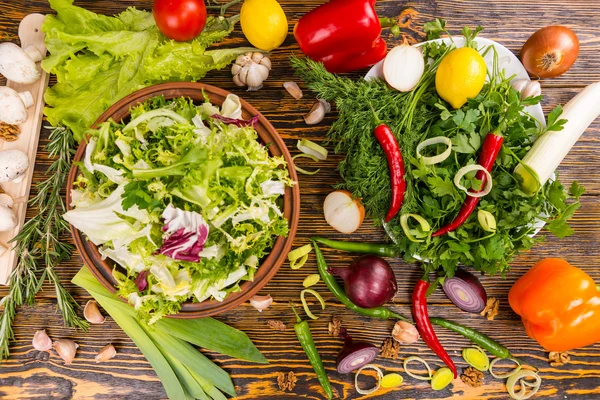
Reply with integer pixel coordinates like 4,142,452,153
153,0,207,42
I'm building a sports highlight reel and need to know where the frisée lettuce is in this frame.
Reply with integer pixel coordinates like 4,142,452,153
64,94,294,322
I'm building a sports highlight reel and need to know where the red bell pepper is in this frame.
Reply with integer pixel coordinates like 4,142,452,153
294,0,394,73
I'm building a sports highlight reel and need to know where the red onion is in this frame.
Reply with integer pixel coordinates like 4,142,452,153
442,268,487,313
337,328,378,374
328,255,397,308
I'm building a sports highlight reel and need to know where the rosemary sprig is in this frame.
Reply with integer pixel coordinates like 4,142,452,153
0,126,88,361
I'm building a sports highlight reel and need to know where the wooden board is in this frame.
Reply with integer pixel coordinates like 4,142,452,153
0,13,49,285
0,1,599,399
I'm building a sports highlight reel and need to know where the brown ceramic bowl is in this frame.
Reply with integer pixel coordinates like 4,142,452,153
67,82,300,318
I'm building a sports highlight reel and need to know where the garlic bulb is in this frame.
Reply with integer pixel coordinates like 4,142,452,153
231,52,271,91
53,339,78,364
95,344,117,363
32,330,53,352
84,300,106,324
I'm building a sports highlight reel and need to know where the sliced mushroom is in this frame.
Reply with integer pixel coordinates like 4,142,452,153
0,86,33,125
0,42,42,84
0,149,29,183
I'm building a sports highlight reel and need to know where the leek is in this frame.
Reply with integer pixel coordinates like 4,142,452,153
515,82,600,194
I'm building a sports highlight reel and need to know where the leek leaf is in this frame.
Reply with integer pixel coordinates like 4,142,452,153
160,347,209,400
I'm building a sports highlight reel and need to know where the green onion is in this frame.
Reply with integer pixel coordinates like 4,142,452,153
477,210,497,233
400,214,431,243
303,274,321,288
297,139,328,160
293,154,321,175
454,164,493,197
289,244,312,269
300,289,325,320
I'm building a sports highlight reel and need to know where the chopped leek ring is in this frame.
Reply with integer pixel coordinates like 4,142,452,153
506,370,542,400
302,274,320,288
462,347,490,371
417,136,453,165
477,210,497,233
292,154,320,176
453,164,493,197
403,356,433,381
288,244,312,269
290,254,308,270
431,367,454,390
489,357,522,379
400,213,431,243
297,139,328,161
381,373,403,388
355,364,384,395
300,289,325,320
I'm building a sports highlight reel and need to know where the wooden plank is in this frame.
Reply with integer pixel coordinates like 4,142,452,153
0,14,49,284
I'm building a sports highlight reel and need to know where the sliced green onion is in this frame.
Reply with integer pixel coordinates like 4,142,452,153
302,274,320,288
477,210,497,233
381,373,403,388
462,347,490,371
288,244,312,270
506,370,542,400
431,367,454,390
297,139,328,160
400,213,431,243
489,357,522,379
403,356,433,381
454,164,493,197
292,154,320,175
300,289,325,320
417,136,453,165
355,364,384,395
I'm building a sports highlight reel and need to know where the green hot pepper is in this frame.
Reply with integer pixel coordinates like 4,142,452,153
311,236,400,258
311,240,410,322
291,303,334,400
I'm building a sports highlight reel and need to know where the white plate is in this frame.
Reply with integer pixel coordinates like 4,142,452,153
368,37,549,247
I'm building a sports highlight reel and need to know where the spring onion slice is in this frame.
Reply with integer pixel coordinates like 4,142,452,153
297,139,328,161
292,154,320,176
381,373,403,388
355,364,384,395
489,357,522,379
462,347,490,371
506,370,542,400
302,274,320,288
400,214,431,243
417,136,453,165
403,356,433,381
300,289,325,320
453,164,493,198
288,244,312,270
477,210,497,233
431,367,454,391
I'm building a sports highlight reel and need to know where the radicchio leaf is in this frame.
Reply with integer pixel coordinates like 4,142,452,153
134,270,149,291
211,114,260,128
158,205,209,262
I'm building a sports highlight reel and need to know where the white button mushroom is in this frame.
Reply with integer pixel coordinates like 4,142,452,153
0,86,34,125
0,193,17,232
0,42,42,84
0,149,29,183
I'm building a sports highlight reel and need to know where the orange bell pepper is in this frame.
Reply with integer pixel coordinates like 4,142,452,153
509,258,600,352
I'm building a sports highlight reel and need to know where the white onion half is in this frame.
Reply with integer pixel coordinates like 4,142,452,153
323,190,365,234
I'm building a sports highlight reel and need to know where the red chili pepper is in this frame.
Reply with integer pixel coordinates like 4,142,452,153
432,132,504,237
294,0,395,73
412,279,458,378
370,106,406,222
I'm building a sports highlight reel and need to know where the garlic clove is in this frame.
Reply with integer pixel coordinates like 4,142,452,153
391,321,420,344
95,343,117,363
235,54,250,66
304,99,330,125
231,64,242,76
53,339,78,364
32,329,53,352
249,294,273,312
283,81,303,100
251,52,264,63
84,300,106,324
259,57,272,70
233,74,245,87
511,79,529,94
522,80,541,100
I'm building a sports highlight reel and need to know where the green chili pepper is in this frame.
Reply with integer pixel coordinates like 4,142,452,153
429,317,513,359
311,237,400,258
311,240,410,322
291,303,334,400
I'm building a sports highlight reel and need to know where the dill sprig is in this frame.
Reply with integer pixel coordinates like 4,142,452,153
0,126,88,361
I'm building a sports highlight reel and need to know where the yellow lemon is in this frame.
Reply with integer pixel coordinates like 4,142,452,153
240,0,288,51
435,47,487,109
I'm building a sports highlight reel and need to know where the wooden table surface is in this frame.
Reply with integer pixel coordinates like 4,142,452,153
0,1,599,399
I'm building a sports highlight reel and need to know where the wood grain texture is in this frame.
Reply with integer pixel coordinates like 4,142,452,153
0,0,599,399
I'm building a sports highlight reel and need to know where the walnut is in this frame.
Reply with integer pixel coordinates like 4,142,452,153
267,319,286,331
277,371,297,391
480,297,499,320
380,338,401,359
461,366,484,387
328,314,342,337
0,122,20,142
549,351,570,367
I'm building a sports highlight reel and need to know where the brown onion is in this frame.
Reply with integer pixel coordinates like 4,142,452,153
521,26,579,78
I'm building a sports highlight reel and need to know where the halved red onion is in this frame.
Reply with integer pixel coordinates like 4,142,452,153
337,328,379,374
442,268,487,313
